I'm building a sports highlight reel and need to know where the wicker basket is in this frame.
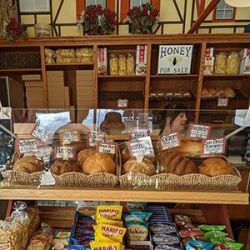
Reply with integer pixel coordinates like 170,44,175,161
52,172,119,187
119,167,241,191
1,170,43,185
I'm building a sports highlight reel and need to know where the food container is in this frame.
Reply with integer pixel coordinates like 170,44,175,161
215,52,227,74
109,53,119,76
126,53,135,75
118,54,126,76
226,51,240,74
35,24,52,38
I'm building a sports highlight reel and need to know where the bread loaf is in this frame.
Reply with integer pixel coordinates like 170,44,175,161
82,152,116,175
122,158,155,176
157,151,197,175
13,156,45,173
199,157,233,176
77,148,96,165
100,111,125,133
177,140,203,156
50,159,79,175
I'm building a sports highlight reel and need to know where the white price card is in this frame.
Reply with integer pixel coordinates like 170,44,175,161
159,132,181,150
32,125,52,142
217,97,228,107
59,130,80,145
40,170,55,186
54,146,75,160
117,99,128,108
97,143,116,155
126,136,154,158
130,128,151,139
18,139,38,154
203,138,226,155
87,131,105,147
35,146,53,165
189,124,211,139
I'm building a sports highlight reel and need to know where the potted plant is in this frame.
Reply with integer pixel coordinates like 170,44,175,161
0,17,27,41
80,4,117,35
125,3,159,34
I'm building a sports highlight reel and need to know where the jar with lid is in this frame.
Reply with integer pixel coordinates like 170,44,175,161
215,52,227,74
109,53,119,76
126,53,135,75
226,51,240,75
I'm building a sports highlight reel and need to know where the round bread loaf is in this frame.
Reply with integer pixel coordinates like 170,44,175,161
199,157,233,176
157,151,197,175
77,148,96,165
177,140,203,156
105,112,122,122
122,158,155,176
13,156,45,173
50,159,79,175
82,152,116,175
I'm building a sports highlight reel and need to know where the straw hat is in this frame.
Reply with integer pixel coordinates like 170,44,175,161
225,0,250,7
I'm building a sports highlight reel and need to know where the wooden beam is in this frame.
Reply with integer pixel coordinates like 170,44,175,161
196,0,206,17
187,0,220,34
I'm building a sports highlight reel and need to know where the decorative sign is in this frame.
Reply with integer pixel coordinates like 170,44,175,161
159,132,181,150
126,136,154,158
18,139,37,154
130,128,151,140
203,138,226,155
189,124,211,139
40,170,56,186
217,97,228,107
87,131,105,147
54,146,75,160
59,130,80,145
158,45,193,74
117,99,128,108
32,125,52,142
97,143,116,155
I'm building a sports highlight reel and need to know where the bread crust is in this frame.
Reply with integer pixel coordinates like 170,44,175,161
13,156,45,173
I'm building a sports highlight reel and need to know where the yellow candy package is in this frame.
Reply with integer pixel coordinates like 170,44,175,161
96,218,123,227
90,241,123,250
96,205,123,220
95,224,126,243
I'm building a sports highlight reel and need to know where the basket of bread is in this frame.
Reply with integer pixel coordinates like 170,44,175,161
2,155,46,185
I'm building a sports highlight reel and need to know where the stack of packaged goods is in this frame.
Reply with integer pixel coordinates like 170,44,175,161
175,214,244,250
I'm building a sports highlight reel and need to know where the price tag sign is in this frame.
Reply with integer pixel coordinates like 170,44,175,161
160,132,181,150
18,139,38,154
35,146,53,165
189,124,211,139
54,146,75,160
59,130,80,145
40,170,56,186
87,131,105,147
217,97,228,107
117,99,128,108
32,125,52,142
203,138,226,155
97,143,116,155
130,128,151,139
126,136,154,158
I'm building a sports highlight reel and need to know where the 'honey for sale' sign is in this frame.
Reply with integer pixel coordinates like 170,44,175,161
158,45,193,74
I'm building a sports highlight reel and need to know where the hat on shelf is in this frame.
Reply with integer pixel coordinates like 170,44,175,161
225,0,250,7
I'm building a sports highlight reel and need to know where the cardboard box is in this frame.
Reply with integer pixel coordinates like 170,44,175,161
204,56,215,75
47,71,64,80
22,74,41,81
48,87,65,97
97,48,107,75
157,45,193,74
240,48,250,74
77,86,94,93
136,45,147,76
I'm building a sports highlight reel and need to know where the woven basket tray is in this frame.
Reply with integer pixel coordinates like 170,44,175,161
52,172,119,188
119,167,241,191
2,170,43,185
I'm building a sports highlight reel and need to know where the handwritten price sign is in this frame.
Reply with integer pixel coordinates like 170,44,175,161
54,146,75,160
59,130,80,145
18,139,37,154
87,131,105,147
203,138,226,155
189,124,211,139
32,125,52,142
97,143,116,155
130,128,151,139
160,132,181,150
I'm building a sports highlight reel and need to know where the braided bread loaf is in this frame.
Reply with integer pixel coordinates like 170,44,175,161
157,151,197,175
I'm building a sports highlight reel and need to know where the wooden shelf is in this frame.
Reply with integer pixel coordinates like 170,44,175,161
0,186,248,204
0,68,41,73
151,74,198,78
98,75,145,80
204,74,250,79
46,63,93,70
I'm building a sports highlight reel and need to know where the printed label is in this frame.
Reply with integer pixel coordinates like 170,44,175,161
203,138,226,155
87,131,105,147
18,139,37,154
127,136,154,157
117,98,128,108
35,146,53,164
97,143,116,155
160,132,181,150
189,124,211,139
32,125,52,142
217,97,228,107
130,128,151,139
59,130,80,145
54,146,74,160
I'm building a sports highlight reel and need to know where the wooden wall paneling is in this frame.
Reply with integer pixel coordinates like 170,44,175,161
93,45,98,109
40,45,48,108
144,43,152,109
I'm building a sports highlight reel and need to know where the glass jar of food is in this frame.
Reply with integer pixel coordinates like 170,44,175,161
226,51,240,75
118,54,126,76
126,53,135,75
215,52,227,74
109,53,118,76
